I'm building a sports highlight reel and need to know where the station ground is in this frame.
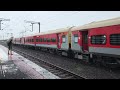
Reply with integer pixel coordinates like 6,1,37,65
0,45,60,79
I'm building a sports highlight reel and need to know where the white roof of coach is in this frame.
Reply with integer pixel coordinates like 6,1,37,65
71,17,120,31
32,26,73,36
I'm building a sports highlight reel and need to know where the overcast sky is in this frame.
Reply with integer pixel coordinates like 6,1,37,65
0,11,120,39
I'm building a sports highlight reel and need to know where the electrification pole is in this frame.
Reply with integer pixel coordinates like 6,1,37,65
38,22,40,33
24,20,40,33
0,18,10,30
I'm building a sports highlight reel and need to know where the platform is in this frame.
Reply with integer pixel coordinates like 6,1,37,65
0,45,60,79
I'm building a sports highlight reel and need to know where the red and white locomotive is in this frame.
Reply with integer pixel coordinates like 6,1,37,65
13,17,120,67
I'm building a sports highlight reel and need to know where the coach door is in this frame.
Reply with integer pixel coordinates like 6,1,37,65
57,34,61,49
82,31,88,52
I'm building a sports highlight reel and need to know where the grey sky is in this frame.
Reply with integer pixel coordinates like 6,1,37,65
0,11,120,39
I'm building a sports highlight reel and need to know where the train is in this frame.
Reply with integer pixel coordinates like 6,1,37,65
13,17,120,68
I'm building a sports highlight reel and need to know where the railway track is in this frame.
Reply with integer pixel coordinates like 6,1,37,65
12,47,84,79
2,43,84,79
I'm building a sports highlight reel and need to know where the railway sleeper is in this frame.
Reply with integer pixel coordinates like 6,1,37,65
53,71,65,75
50,70,61,73
59,73,72,78
63,76,75,79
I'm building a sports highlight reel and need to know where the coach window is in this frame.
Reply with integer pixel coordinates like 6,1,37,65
32,39,34,42
47,38,50,42
62,35,66,43
42,38,44,42
110,34,120,45
54,38,56,42
74,34,78,43
51,38,52,42
52,38,56,42
51,38,54,42
40,38,42,42
91,35,106,44
41,38,43,42
44,38,47,42
43,38,45,42
36,39,38,42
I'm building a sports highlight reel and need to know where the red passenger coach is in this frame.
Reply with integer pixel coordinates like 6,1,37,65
32,27,73,54
13,38,21,45
71,17,120,67
89,25,120,57
34,33,58,49
13,17,120,68
24,36,35,46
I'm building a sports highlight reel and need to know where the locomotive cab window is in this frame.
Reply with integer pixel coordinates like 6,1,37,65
91,35,106,44
74,34,78,43
110,34,120,45
62,35,66,43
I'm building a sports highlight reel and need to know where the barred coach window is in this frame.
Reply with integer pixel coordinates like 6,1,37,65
110,34,120,45
51,38,56,42
91,35,106,44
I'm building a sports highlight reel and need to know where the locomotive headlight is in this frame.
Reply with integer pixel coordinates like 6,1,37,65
79,37,80,39
88,37,91,39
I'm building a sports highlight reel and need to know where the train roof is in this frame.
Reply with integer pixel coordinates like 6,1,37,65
32,26,74,36
71,17,120,31
21,26,73,38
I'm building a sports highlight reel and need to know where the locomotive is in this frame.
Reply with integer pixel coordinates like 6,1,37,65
13,17,120,68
